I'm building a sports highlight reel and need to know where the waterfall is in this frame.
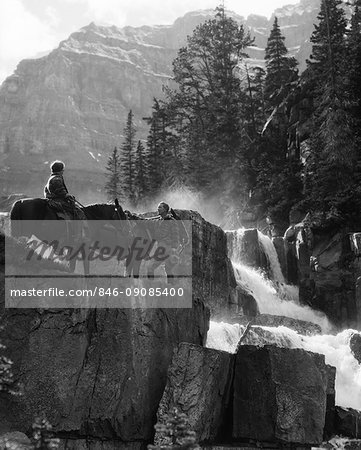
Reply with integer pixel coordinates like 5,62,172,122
226,228,331,331
257,231,285,283
206,321,361,411
217,227,360,411
225,229,245,265
233,263,329,330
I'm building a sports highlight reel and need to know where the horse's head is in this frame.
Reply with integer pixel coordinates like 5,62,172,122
114,199,126,221
83,201,126,221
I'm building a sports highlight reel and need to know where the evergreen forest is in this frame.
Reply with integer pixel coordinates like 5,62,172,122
105,0,361,231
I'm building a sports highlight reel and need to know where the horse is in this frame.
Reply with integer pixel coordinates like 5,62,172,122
10,197,129,274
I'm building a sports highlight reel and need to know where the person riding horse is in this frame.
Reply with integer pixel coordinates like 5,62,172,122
44,160,87,239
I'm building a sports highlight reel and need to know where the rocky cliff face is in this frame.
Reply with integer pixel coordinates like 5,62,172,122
156,343,331,446
0,230,210,447
283,220,361,330
0,0,324,197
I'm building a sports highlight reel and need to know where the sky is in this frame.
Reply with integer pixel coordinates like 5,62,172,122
0,0,300,84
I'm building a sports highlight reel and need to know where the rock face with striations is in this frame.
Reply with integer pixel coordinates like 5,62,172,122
0,0,328,197
178,210,238,317
0,206,240,447
233,345,328,445
155,343,234,444
0,223,211,448
291,225,361,329
156,342,333,446
335,407,361,439
0,293,209,448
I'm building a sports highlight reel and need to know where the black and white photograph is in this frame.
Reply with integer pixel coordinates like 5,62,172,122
1,0,361,448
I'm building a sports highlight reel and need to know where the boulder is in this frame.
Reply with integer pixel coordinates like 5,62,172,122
320,365,336,440
350,332,361,364
335,407,361,439
233,345,329,445
155,343,234,444
178,210,238,318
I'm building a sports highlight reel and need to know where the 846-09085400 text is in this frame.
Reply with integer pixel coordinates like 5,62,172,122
9,286,185,298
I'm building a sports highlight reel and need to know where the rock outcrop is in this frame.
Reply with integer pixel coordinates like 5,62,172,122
233,345,328,445
335,407,361,439
157,342,333,446
287,223,360,329
0,222,211,447
350,332,361,364
179,210,238,317
155,343,234,444
0,302,209,446
0,205,240,446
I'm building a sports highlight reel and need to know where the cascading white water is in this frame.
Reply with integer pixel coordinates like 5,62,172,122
225,229,245,265
226,228,331,331
206,321,361,410
233,263,330,331
215,227,361,412
257,231,285,283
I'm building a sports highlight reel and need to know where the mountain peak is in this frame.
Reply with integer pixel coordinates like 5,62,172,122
274,0,320,18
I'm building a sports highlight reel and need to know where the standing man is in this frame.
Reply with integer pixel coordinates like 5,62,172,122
147,201,189,283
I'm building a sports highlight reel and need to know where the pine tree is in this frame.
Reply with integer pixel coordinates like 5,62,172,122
120,110,137,205
146,116,164,196
301,0,358,222
253,18,301,227
104,147,122,201
148,407,199,450
133,140,148,205
307,0,347,99
0,342,15,394
306,0,351,163
243,64,266,138
163,5,253,201
264,17,298,108
347,0,361,119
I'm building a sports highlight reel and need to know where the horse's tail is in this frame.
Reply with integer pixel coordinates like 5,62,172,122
10,200,23,237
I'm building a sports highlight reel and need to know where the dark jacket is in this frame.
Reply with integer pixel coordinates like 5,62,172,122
149,213,188,248
44,173,69,199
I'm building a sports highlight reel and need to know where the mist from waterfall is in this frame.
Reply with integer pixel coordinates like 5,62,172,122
206,321,361,410
225,228,331,332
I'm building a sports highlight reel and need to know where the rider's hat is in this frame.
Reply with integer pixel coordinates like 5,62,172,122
51,160,65,173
